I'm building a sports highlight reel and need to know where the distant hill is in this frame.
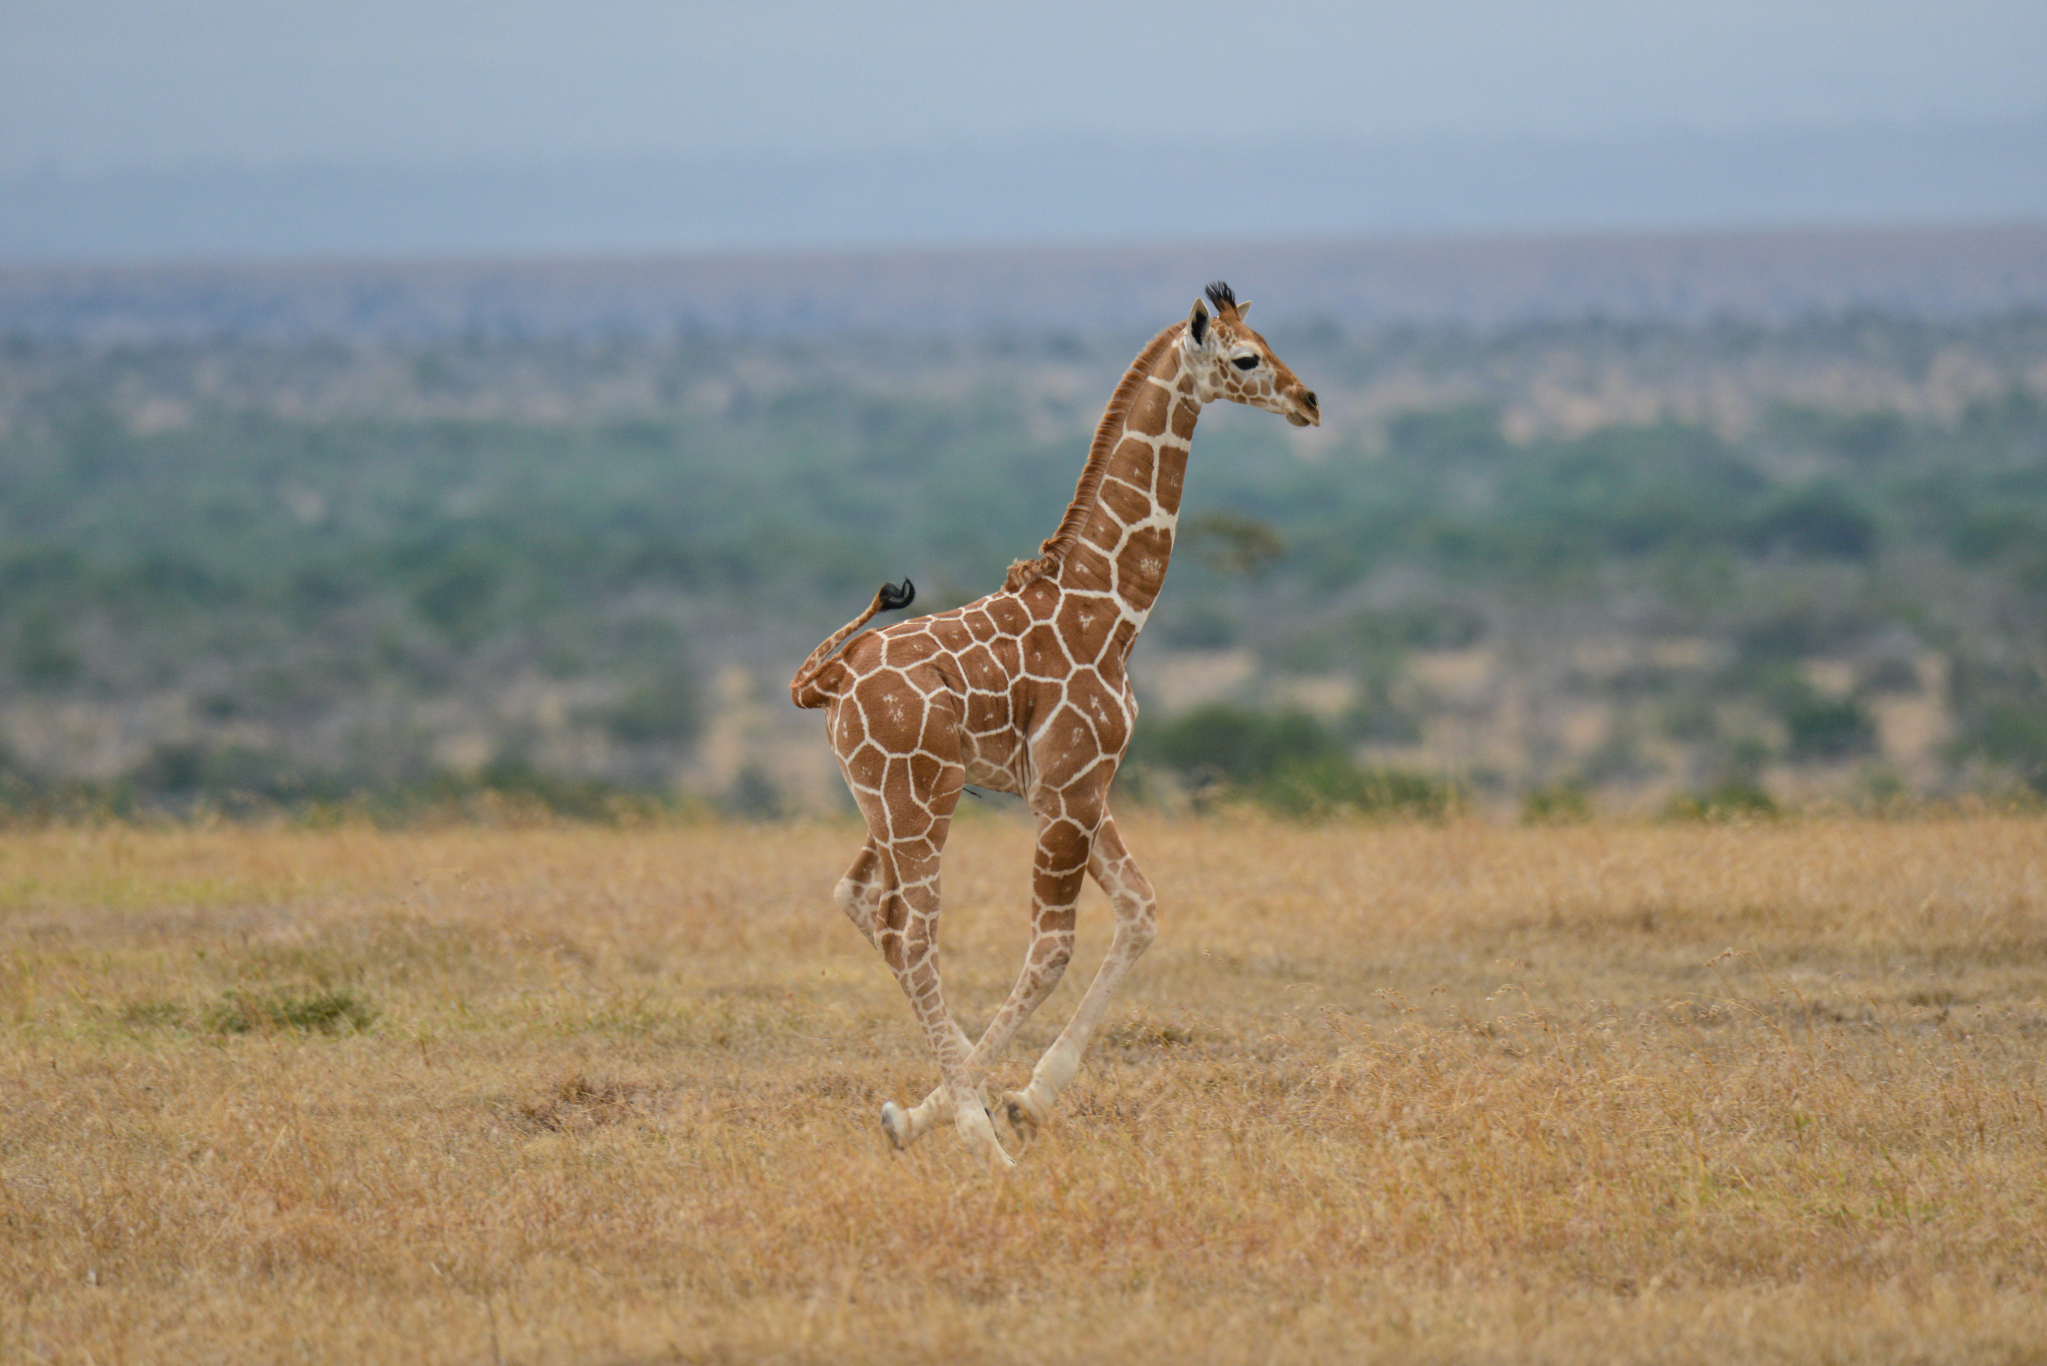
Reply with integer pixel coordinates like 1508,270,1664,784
4,119,2044,265
3,222,2046,344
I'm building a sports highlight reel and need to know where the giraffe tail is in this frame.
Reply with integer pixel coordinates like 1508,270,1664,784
788,579,916,709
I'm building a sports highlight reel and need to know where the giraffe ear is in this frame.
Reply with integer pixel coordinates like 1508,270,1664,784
1187,299,1211,347
1235,300,1252,320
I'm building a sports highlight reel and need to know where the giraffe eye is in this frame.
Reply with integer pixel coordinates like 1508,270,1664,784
1231,354,1260,371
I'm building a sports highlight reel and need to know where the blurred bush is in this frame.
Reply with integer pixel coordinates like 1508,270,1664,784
1132,703,1454,819
1662,782,1781,822
3,316,2044,813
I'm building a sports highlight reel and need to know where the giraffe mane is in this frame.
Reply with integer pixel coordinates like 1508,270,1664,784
1005,320,1185,591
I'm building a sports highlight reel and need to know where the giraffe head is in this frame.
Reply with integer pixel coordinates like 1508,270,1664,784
1180,281,1320,427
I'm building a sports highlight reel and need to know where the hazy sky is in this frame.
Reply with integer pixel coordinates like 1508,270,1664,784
5,0,2044,174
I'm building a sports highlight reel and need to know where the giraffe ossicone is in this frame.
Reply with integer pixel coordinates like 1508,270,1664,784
789,283,1320,1167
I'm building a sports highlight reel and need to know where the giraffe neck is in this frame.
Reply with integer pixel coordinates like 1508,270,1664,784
1054,340,1201,653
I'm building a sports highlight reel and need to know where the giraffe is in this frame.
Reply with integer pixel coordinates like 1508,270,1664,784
788,282,1319,1166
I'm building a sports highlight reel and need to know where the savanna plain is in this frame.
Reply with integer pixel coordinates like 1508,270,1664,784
4,814,2045,1364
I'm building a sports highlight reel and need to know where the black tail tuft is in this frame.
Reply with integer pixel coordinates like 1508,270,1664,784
878,578,916,612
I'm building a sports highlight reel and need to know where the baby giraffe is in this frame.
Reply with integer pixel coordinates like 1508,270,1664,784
790,283,1319,1166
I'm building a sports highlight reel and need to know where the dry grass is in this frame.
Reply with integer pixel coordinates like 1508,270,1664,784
3,813,2045,1364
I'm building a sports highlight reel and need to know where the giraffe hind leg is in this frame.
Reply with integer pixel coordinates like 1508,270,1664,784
864,832,1012,1167
836,845,982,1140
837,681,1012,1166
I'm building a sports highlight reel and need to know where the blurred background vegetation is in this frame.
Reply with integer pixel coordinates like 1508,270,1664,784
1,298,2044,819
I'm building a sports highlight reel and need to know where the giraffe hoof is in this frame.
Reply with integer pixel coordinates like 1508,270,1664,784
1001,1090,1042,1140
957,1101,1017,1170
880,1101,912,1150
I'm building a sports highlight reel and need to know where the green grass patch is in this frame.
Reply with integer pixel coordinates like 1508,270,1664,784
204,986,377,1035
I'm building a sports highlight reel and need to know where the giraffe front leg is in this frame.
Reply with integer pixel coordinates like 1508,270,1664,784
873,859,1012,1168
880,1017,979,1149
1003,813,1156,1138
844,843,973,1147
892,813,1086,1146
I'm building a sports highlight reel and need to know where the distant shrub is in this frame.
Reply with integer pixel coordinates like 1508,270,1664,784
1253,758,1455,820
1144,705,1341,783
599,676,701,745
11,606,82,688
467,755,631,822
1820,409,1909,463
1386,404,1507,461
1970,703,2047,795
722,764,786,821
1182,512,1285,579
1857,656,1923,696
1656,695,1719,742
411,552,501,642
1134,704,1453,820
1735,610,1839,665
124,741,312,808
1951,512,2044,563
1521,782,1594,825
131,742,208,795
1749,482,1880,559
1156,604,1237,648
1662,783,1780,822
1783,691,1877,761
1351,603,1487,652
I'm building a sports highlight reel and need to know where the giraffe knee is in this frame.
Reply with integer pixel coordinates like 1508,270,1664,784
1114,883,1158,953
1125,909,1157,954
834,875,881,942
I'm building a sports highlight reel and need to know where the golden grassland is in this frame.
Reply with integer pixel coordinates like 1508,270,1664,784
3,813,2045,1364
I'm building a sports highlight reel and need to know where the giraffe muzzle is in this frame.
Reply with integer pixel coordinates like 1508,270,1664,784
1287,389,1321,427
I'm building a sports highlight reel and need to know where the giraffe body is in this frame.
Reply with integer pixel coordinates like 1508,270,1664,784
790,284,1318,1165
